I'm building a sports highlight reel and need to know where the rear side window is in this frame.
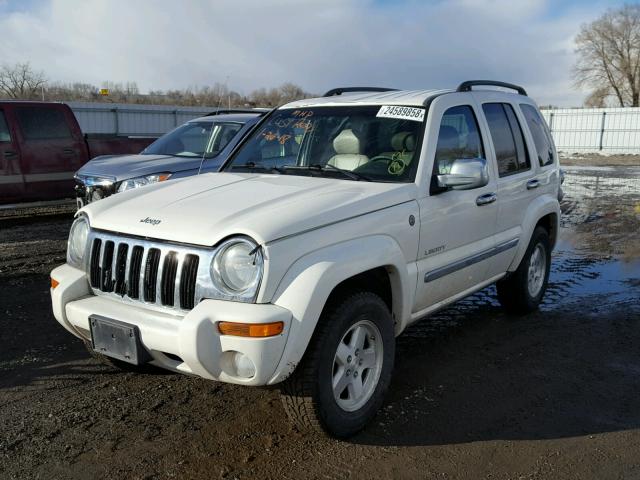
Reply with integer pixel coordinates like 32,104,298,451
520,104,554,167
434,105,484,174
482,103,530,177
0,111,10,142
15,107,72,140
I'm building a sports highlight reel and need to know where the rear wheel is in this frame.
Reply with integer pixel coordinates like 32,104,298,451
280,291,395,438
497,226,551,314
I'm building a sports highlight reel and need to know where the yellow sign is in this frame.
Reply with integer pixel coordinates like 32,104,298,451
99,88,110,96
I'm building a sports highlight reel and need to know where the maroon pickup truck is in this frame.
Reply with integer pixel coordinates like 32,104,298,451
0,102,155,204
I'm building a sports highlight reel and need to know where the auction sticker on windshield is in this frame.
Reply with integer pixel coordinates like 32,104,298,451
377,105,425,122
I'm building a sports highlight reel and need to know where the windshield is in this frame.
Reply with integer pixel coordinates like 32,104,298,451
224,105,425,182
143,121,243,158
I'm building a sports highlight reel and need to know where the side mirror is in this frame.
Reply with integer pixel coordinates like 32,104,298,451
436,158,489,191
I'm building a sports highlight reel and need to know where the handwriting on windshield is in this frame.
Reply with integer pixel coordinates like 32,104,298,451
291,110,314,118
261,111,315,144
293,120,314,132
273,115,315,133
261,131,292,145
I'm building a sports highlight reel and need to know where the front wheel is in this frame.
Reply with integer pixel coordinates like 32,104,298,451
497,226,551,314
280,291,395,438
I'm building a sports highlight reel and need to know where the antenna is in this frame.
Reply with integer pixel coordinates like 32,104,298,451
197,137,208,176
215,85,223,114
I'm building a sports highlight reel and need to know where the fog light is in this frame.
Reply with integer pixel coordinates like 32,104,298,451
231,351,256,378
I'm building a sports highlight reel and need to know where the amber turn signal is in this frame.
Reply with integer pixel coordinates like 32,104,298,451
218,321,284,338
50,277,59,289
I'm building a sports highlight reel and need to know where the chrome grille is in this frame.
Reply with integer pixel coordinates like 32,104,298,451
87,232,208,312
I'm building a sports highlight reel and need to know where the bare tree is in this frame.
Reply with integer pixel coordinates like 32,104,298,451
279,82,307,103
0,62,313,107
0,62,47,100
574,4,640,107
584,86,610,108
46,82,99,102
247,83,312,107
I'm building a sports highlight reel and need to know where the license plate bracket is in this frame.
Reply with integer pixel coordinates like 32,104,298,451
89,315,149,365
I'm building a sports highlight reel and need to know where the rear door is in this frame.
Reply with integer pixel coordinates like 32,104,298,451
474,94,538,276
519,102,559,201
0,107,24,203
414,94,499,313
13,104,85,201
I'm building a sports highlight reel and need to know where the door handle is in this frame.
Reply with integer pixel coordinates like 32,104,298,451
476,192,497,206
3,150,17,159
62,148,75,155
526,179,540,190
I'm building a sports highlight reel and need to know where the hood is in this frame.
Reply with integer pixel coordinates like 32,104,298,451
77,154,219,182
82,172,417,246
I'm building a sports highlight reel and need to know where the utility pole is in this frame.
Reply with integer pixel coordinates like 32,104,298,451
225,75,230,109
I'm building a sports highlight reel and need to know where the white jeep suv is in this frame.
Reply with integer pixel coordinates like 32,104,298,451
51,81,561,437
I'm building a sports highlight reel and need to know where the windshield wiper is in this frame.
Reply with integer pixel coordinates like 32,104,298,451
278,164,371,181
309,163,372,182
229,162,285,174
230,162,371,181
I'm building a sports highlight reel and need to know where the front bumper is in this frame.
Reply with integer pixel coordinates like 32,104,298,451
51,264,292,386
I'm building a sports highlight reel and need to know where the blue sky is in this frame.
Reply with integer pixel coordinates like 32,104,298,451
0,0,43,13
0,0,636,106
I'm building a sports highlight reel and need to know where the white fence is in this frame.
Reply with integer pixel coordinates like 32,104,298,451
67,102,640,154
67,102,218,137
540,107,640,154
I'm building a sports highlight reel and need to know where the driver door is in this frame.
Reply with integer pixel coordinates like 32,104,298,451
413,95,498,313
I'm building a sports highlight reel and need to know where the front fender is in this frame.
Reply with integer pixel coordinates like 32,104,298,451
267,234,414,384
508,193,560,271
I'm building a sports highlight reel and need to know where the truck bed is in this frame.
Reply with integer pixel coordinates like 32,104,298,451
85,134,155,158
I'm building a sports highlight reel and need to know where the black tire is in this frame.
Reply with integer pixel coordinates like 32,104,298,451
280,291,395,438
497,226,551,314
83,341,160,373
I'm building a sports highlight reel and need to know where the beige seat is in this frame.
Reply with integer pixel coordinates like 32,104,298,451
327,129,369,170
381,131,416,164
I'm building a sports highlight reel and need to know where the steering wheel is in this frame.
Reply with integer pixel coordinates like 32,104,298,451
368,155,406,175
368,155,395,165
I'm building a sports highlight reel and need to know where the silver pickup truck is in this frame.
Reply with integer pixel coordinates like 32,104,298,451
74,110,265,207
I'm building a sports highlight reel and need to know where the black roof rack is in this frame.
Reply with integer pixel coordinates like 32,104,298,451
457,80,527,96
323,87,398,97
204,108,268,117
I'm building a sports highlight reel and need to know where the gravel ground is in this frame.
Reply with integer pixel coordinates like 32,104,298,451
559,153,640,167
0,168,639,480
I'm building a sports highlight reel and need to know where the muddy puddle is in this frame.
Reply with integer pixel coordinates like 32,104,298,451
404,166,640,342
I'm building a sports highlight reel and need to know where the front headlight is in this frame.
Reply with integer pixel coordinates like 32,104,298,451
67,216,90,268
117,172,171,193
211,238,263,299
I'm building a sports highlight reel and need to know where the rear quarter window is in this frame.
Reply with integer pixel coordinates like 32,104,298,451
520,104,554,167
15,107,72,140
